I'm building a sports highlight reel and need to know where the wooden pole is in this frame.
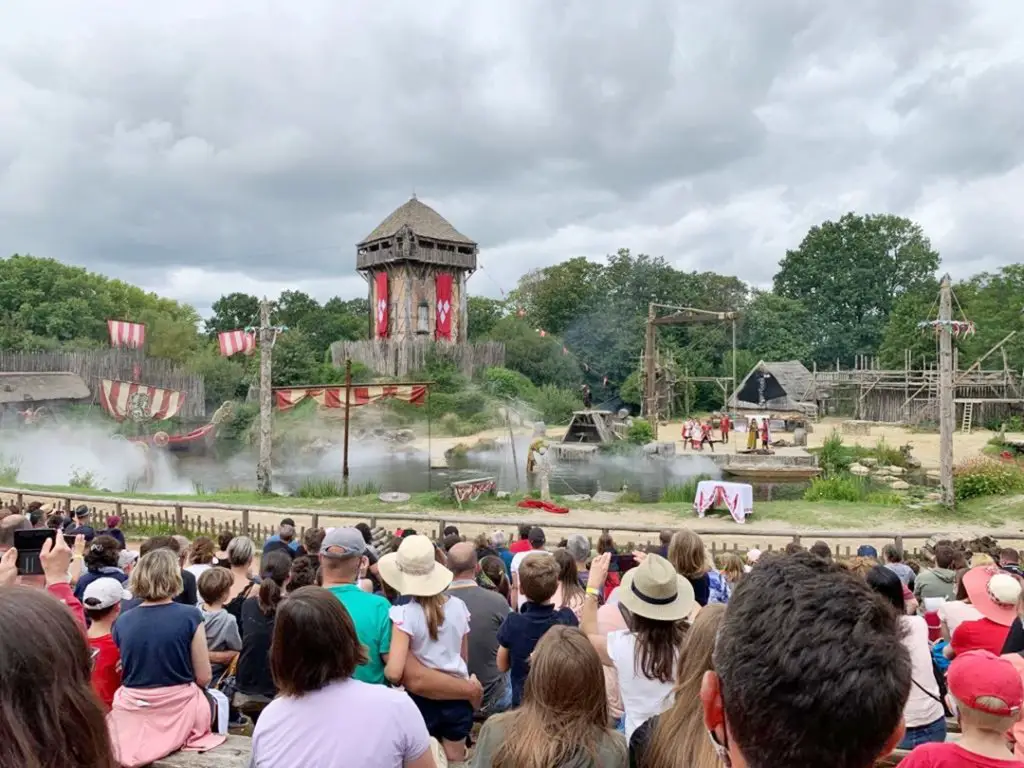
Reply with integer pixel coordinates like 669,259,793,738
342,359,352,479
506,411,520,492
256,297,273,495
938,275,954,507
643,303,658,438
731,318,737,406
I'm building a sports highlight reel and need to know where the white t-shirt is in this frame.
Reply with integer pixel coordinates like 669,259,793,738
510,549,553,610
389,596,471,677
606,629,677,740
901,615,945,728
937,600,983,637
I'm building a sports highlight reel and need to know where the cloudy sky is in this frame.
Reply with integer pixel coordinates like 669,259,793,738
2,1,1022,315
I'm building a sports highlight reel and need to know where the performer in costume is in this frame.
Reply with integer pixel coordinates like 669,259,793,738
760,417,770,450
719,413,730,444
699,420,714,452
746,417,758,450
581,384,592,409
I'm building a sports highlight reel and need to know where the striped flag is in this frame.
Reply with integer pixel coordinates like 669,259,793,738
218,330,256,357
99,379,184,422
107,320,145,348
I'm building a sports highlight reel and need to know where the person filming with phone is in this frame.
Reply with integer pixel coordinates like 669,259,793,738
0,523,86,627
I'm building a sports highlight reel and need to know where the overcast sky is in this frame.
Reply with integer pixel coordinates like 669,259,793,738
2,1,1022,316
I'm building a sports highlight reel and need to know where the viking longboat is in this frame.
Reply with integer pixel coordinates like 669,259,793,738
99,378,225,455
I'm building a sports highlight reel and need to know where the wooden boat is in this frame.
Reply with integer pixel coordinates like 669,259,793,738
723,465,821,482
126,422,218,455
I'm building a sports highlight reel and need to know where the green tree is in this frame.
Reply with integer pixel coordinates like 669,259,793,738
960,266,1024,371
877,282,941,369
774,213,940,364
205,293,260,336
742,292,812,362
509,257,605,335
467,296,506,340
487,317,582,387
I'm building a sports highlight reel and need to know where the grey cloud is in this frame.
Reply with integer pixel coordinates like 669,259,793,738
0,0,1021,306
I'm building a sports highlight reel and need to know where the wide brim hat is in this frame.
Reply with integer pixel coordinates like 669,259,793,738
617,553,696,622
378,534,453,597
963,566,1022,626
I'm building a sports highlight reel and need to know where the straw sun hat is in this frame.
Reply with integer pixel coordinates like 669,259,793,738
617,553,696,622
378,534,453,597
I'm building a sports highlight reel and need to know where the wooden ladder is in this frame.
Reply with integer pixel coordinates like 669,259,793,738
961,401,975,434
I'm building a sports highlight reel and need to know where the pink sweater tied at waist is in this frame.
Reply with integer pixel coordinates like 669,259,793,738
107,683,226,768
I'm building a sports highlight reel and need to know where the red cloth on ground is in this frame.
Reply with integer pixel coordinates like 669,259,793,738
89,633,122,711
952,617,1011,656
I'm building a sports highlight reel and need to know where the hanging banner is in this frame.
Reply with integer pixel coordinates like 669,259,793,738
435,273,453,340
99,379,185,422
274,384,427,411
375,272,389,338
107,320,146,348
218,330,256,356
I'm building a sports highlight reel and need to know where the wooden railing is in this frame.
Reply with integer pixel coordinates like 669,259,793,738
3,485,1019,554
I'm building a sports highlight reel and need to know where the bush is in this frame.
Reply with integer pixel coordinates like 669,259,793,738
818,431,852,478
626,418,655,445
872,438,907,468
661,474,712,503
803,475,869,502
533,385,582,425
954,458,1024,501
482,367,537,401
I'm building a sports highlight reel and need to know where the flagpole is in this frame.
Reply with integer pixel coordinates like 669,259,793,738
342,359,352,483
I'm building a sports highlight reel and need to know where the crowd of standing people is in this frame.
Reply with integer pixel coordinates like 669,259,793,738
3,499,1024,767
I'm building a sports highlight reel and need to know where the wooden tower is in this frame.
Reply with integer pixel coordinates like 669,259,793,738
356,196,478,343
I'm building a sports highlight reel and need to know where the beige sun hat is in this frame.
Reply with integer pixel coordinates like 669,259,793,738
378,534,453,597
617,553,696,622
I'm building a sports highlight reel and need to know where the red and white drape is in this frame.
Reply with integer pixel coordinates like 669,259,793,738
693,481,754,524
218,330,256,356
108,320,145,348
375,272,389,338
275,384,427,411
435,273,453,340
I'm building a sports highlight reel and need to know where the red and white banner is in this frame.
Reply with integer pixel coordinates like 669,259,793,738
435,273,453,340
375,272,389,338
693,481,754,524
218,330,256,357
274,384,427,411
99,379,185,422
107,320,145,348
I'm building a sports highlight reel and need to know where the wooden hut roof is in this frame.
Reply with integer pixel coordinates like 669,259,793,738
0,372,90,404
359,197,475,247
729,360,821,416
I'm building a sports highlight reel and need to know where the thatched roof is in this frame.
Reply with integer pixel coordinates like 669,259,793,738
0,372,90,404
729,360,821,416
359,197,475,246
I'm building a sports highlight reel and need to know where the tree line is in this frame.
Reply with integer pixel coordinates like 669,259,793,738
2,210,1022,415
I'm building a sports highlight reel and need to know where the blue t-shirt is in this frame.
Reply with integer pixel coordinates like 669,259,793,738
496,602,578,706
113,602,202,688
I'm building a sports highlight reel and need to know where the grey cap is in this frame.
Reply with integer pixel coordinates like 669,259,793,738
320,527,367,559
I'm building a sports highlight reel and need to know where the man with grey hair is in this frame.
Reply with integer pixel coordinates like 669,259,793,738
490,530,513,577
0,514,31,551
447,542,512,714
566,534,591,586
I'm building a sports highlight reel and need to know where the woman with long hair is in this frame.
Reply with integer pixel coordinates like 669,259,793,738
630,604,726,768
184,536,216,580
668,529,710,607
234,549,292,720
0,586,117,768
582,553,694,741
250,587,439,767
554,548,586,619
472,625,627,768
480,555,511,603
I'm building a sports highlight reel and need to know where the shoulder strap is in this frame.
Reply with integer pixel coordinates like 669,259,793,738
912,676,943,704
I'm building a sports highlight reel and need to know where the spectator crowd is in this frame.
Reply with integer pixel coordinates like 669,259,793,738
3,500,1024,768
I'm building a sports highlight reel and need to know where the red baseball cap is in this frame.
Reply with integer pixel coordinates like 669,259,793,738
947,650,1023,716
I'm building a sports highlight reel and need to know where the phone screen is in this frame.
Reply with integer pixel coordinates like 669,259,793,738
14,528,56,576
63,534,77,549
615,554,638,573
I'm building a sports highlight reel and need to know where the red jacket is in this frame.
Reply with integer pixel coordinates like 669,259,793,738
48,582,86,628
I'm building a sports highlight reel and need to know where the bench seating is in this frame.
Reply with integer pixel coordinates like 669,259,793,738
152,735,251,768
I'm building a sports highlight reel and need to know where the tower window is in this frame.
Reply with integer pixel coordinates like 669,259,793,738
417,301,429,333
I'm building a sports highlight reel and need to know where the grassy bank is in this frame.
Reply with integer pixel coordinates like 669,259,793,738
5,482,1021,532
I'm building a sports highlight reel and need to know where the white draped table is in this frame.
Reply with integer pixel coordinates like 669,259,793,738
693,481,754,524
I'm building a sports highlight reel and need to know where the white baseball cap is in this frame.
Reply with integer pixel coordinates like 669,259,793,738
82,577,131,610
